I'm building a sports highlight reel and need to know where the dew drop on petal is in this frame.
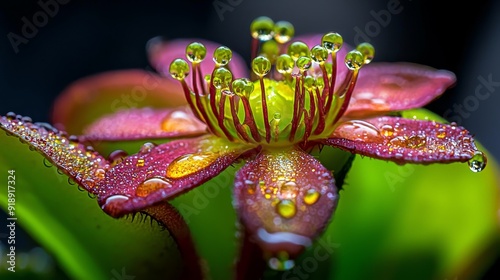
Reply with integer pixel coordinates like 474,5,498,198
101,195,130,210
303,189,321,205
436,128,446,139
245,180,257,194
136,158,145,167
279,181,298,200
380,124,394,137
136,177,173,197
139,142,156,154
94,168,106,180
43,158,53,168
108,150,128,166
342,120,380,140
166,152,218,179
468,151,487,172
161,110,201,133
276,199,296,219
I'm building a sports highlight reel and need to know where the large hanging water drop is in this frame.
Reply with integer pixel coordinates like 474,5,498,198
468,151,487,172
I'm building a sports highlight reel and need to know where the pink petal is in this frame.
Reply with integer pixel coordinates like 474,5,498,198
147,37,249,81
326,117,482,164
0,114,109,193
233,147,338,260
82,106,206,141
52,70,187,135
344,63,456,118
98,135,255,217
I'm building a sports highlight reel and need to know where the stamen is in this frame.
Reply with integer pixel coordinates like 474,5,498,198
250,16,275,62
252,56,272,143
168,18,375,147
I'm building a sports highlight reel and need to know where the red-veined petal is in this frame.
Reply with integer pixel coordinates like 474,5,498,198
98,135,256,217
233,147,338,261
326,117,483,164
82,106,206,141
0,114,109,193
344,63,456,118
52,70,187,135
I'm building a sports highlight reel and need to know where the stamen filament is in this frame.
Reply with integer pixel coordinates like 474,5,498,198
259,78,271,143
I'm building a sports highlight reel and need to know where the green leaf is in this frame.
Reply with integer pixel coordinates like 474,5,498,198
0,131,183,279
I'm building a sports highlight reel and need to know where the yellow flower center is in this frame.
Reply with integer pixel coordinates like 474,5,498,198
169,16,375,147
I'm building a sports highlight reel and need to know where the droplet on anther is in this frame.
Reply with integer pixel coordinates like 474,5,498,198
169,59,190,80
185,42,207,63
250,16,275,41
321,32,343,53
273,21,294,44
213,46,232,66
356,42,375,64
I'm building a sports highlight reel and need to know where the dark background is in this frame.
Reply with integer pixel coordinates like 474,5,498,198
1,0,499,277
1,0,498,162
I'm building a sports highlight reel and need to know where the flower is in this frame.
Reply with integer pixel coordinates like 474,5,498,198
0,16,487,273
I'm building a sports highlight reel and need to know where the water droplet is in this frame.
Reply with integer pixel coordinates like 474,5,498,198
166,152,218,179
136,177,173,197
303,189,321,205
268,254,295,271
468,151,487,172
185,42,207,63
245,180,256,194
161,110,202,133
276,199,296,219
342,120,380,140
436,129,446,139
94,168,106,180
406,135,426,149
279,181,298,200
273,20,294,44
139,142,156,154
43,158,53,168
169,58,190,80
102,195,130,209
108,150,128,166
250,16,274,41
136,158,145,167
380,124,394,137
273,112,281,120
6,112,16,120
